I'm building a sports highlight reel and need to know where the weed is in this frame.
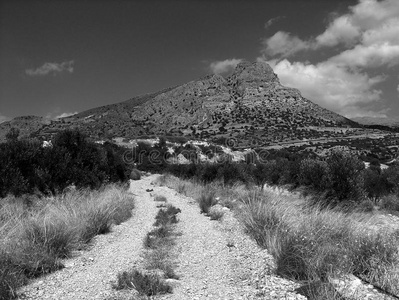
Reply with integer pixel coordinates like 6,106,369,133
176,184,186,195
198,188,217,214
154,195,167,202
113,269,172,296
208,208,224,221
154,205,181,227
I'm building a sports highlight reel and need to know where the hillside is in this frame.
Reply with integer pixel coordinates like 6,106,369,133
0,61,360,147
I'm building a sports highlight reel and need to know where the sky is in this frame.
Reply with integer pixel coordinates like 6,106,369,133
1,0,398,123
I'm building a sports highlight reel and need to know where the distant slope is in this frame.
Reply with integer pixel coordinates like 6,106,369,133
0,116,50,141
0,61,360,146
352,116,399,127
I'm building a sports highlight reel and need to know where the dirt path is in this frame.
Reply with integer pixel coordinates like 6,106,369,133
18,174,306,300
153,180,305,300
18,176,159,300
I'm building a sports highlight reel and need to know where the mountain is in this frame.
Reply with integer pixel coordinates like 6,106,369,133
1,61,359,147
352,116,399,128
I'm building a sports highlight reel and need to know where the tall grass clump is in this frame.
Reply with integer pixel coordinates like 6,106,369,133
0,184,134,299
239,190,399,297
198,187,217,214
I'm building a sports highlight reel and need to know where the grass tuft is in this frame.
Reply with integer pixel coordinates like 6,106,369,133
154,195,167,202
198,188,217,214
113,269,172,296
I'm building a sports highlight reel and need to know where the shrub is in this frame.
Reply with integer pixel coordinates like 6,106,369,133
208,207,224,221
379,195,399,212
130,169,141,181
113,270,172,295
153,205,181,227
198,188,217,214
299,159,330,191
326,150,366,203
0,129,131,197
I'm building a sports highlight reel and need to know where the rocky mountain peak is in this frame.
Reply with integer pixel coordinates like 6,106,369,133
229,60,279,86
227,60,280,99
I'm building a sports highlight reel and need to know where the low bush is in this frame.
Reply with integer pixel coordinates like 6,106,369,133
379,195,399,212
208,207,224,221
154,205,181,227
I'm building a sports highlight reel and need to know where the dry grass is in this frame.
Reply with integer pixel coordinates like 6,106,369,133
239,190,399,297
0,184,135,300
161,174,399,298
114,202,180,297
113,269,172,296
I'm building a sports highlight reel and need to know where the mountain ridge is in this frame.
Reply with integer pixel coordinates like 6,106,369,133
1,61,360,146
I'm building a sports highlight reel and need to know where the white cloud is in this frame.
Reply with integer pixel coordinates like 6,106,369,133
268,59,385,118
26,60,74,76
258,0,399,117
261,31,310,58
55,112,78,119
209,58,243,74
330,43,399,68
315,15,360,47
350,0,399,30
264,16,285,29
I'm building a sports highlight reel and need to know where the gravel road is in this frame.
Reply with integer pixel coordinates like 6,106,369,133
18,176,158,300
153,180,306,300
18,174,306,300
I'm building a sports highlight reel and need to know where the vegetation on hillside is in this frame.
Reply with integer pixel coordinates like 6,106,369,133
0,129,132,197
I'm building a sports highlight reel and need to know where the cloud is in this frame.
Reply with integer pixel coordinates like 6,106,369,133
55,112,78,119
261,31,310,58
330,43,399,68
26,60,74,76
0,113,10,124
258,0,399,117
261,0,399,62
315,15,360,47
209,58,243,74
264,16,285,29
267,59,385,118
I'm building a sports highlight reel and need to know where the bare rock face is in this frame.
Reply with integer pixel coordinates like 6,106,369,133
228,61,280,99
